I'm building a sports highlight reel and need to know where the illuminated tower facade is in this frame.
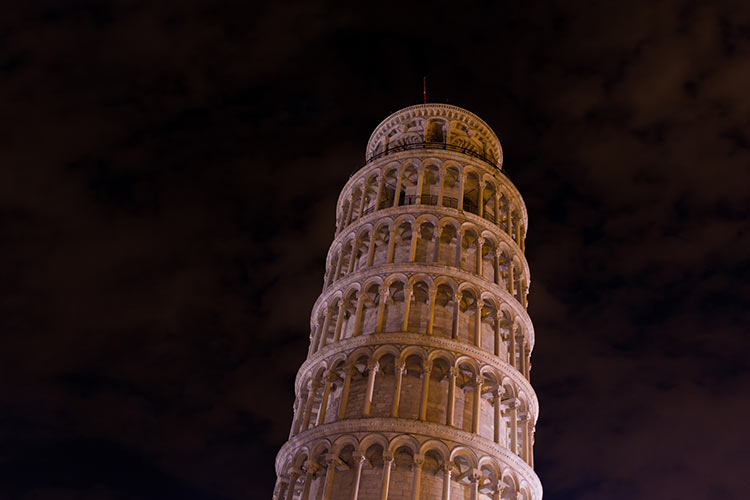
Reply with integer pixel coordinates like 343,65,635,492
274,104,541,500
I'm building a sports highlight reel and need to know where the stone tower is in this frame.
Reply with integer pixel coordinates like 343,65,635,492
274,104,541,500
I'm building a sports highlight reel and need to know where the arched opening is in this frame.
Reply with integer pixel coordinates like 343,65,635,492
478,463,499,500
398,355,425,420
425,119,445,143
399,164,419,206
353,231,371,272
454,361,477,433
390,445,416,500
343,354,370,419
407,281,430,333
330,444,357,495
426,357,451,424
478,372,499,442
359,443,385,497
359,284,381,335
436,224,458,267
432,284,455,338
337,239,354,279
460,229,478,274
379,168,398,209
414,221,436,263
450,453,475,499
371,354,396,418
339,289,359,341
458,289,478,346
421,449,445,500
349,185,363,224
481,299,498,354
482,180,497,223
362,174,379,216
481,238,497,284
383,281,406,332
441,167,460,209
463,172,480,214
371,224,390,267
420,164,441,206
392,220,414,263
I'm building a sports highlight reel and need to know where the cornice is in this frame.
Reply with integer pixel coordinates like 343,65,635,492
365,104,503,168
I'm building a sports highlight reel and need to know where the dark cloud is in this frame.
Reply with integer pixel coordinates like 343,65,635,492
1,0,748,499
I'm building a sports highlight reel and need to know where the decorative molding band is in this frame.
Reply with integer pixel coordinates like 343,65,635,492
366,104,503,168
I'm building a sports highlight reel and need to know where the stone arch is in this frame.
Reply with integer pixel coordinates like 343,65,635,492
414,217,438,263
457,285,480,346
343,350,372,420
450,446,479,498
425,118,446,143
370,348,398,418
420,161,441,206
459,225,480,274
349,183,364,226
352,226,372,272
454,357,479,433
361,173,380,217
398,351,426,420
371,218,393,267
337,235,356,279
441,163,461,209
406,278,431,333
358,280,382,336
338,285,361,341
463,169,481,215
431,279,457,339
378,165,399,209
481,177,498,224
436,219,460,267
480,233,498,284
390,216,415,264
479,293,500,355
500,470,520,500
397,161,420,206
383,277,407,332
425,353,452,425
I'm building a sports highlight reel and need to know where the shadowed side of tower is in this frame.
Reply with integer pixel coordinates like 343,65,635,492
274,104,541,500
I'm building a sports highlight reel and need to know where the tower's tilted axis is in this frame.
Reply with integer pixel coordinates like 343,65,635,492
275,104,541,500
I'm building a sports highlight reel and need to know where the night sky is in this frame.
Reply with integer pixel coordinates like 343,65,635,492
2,1,749,499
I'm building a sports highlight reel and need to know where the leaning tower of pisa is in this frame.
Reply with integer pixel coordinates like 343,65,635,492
274,103,541,500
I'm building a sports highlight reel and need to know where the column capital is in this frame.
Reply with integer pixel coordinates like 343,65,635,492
395,358,407,373
325,370,340,383
449,366,459,378
413,454,425,467
422,360,434,374
303,460,320,474
469,468,483,483
367,359,380,372
382,451,394,463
